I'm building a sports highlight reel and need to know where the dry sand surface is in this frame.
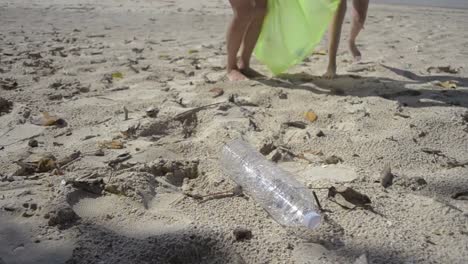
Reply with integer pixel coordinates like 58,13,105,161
1,0,468,263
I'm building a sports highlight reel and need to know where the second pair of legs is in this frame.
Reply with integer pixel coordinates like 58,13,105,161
324,0,370,79
226,0,267,81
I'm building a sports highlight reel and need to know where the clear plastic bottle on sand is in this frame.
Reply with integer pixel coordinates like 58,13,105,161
220,139,321,229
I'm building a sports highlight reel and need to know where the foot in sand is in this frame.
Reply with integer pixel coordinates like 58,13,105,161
349,41,362,62
323,65,337,79
227,69,248,81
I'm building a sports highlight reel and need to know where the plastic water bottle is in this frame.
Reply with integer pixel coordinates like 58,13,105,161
220,139,321,229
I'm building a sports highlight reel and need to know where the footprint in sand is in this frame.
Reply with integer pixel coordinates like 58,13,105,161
70,191,191,238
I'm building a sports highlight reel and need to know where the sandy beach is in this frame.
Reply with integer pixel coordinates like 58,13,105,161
1,0,468,263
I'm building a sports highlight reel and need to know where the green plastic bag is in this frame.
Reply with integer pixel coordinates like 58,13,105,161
254,0,339,75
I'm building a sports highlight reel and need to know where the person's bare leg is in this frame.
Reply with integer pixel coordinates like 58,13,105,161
238,0,267,78
323,0,347,79
349,0,369,61
226,0,254,81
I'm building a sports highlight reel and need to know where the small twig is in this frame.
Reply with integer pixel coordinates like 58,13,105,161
174,102,225,121
94,96,116,101
446,159,468,168
285,131,298,145
63,7,95,11
87,34,106,38
421,148,444,156
128,64,139,74
110,86,130,92
312,191,323,211
0,127,15,138
172,98,187,108
394,112,410,119
107,170,116,184
123,107,129,120
3,134,42,147
199,192,236,203
53,130,69,138
59,157,81,169
183,192,204,200
94,117,112,125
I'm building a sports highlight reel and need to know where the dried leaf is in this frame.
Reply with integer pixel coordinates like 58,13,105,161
110,141,124,149
283,121,307,129
209,87,224,98
120,123,140,139
42,112,58,126
108,152,131,167
313,49,327,55
304,111,318,122
31,112,66,126
37,157,56,173
427,66,460,74
421,148,443,155
98,140,124,149
15,155,57,175
436,80,458,89
111,72,123,79
158,54,170,60
328,186,371,207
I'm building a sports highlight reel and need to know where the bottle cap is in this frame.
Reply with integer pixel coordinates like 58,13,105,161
303,211,321,229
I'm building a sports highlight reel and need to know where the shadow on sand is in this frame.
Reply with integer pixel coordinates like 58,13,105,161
258,64,468,108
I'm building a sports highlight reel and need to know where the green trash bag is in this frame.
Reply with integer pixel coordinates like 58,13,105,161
254,0,339,75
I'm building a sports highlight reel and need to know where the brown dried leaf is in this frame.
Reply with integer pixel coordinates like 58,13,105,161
328,186,371,207
120,123,140,139
31,112,66,126
304,111,318,122
37,157,56,173
98,140,124,149
427,66,460,74
436,80,458,89
17,155,58,174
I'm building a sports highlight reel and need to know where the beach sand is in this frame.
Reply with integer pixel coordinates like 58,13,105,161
1,0,468,263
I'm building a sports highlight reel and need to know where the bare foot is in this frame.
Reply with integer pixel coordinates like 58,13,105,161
239,67,265,79
323,65,337,79
349,41,362,62
227,69,248,81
